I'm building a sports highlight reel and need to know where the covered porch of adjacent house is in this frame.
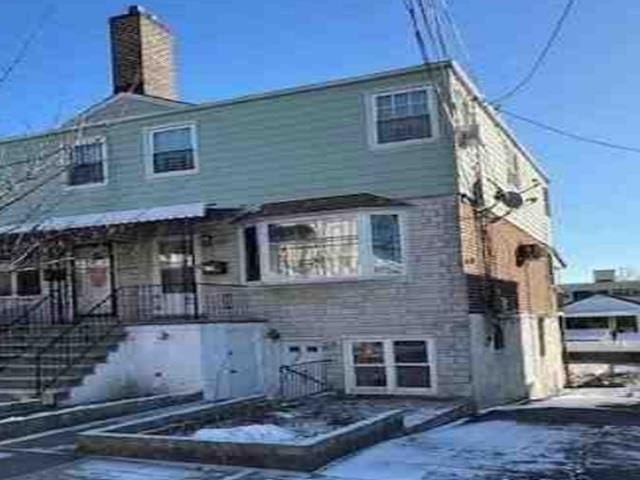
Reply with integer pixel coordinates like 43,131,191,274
0,203,256,326
562,294,640,372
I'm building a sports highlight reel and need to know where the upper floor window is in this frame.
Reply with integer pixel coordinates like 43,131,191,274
370,87,437,147
504,143,522,190
243,212,406,283
146,124,198,177
68,138,107,187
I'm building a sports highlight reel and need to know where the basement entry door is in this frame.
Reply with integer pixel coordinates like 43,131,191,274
226,325,261,397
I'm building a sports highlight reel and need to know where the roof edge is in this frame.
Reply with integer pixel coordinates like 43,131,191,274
0,63,452,146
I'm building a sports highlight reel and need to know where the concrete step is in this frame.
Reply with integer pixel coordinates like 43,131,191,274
0,387,68,402
0,350,110,364
0,337,124,354
0,376,82,390
0,363,95,377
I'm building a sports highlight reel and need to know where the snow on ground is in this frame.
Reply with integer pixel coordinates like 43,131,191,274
508,387,640,409
322,419,588,480
193,424,299,443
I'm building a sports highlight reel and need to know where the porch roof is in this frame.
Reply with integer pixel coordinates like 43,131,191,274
235,193,410,222
1,202,209,233
563,294,640,318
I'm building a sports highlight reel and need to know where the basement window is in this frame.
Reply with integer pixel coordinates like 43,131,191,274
68,138,107,187
146,124,198,177
345,338,435,394
242,211,406,283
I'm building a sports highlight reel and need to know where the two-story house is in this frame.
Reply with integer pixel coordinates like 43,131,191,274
0,6,564,407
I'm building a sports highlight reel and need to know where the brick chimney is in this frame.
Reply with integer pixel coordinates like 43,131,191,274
109,5,178,100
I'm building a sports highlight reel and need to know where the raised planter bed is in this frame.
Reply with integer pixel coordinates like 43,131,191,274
77,395,405,471
0,390,202,441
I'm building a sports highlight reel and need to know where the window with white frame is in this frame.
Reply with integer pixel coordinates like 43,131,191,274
243,212,405,282
346,338,434,394
0,268,41,297
372,87,436,145
147,124,197,176
68,138,107,187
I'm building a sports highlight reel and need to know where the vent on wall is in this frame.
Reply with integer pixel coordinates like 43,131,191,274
515,244,545,267
457,123,480,148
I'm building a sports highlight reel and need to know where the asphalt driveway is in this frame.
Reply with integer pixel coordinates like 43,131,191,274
5,388,640,480
321,388,640,480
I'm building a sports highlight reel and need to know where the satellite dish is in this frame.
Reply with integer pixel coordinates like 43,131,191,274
496,190,524,209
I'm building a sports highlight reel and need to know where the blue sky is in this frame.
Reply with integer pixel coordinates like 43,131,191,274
0,0,638,283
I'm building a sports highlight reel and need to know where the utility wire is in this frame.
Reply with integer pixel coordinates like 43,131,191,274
0,5,55,88
499,108,640,154
490,0,575,105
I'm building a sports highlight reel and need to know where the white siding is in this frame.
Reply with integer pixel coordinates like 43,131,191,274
450,73,552,245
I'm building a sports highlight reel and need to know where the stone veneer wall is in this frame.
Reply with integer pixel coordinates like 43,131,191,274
251,194,473,399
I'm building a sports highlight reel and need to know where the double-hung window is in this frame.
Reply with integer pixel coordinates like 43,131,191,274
243,212,405,283
0,268,41,297
146,124,198,176
68,138,107,187
345,338,435,394
371,87,437,146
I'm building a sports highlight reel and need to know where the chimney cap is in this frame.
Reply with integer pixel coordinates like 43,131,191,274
128,5,146,15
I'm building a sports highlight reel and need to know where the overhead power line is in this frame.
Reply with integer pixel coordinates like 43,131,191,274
490,0,576,105
0,5,55,88
499,108,640,155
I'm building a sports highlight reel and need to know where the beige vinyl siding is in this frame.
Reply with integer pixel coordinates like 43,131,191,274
450,72,552,244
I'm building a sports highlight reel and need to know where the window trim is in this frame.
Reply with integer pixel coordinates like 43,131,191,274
503,141,522,190
367,85,440,150
144,122,199,179
0,267,43,298
343,336,437,395
239,209,408,285
65,136,108,189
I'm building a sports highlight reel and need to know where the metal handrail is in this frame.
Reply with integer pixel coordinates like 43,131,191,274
279,359,332,399
34,289,121,396
0,295,50,336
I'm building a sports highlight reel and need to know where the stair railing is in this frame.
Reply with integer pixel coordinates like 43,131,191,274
0,295,61,373
279,359,332,399
34,289,122,398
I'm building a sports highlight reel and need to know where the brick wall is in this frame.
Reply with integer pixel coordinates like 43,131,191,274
458,201,555,316
109,7,177,100
459,201,565,405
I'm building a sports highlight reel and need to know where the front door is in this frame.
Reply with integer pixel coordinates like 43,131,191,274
155,237,196,316
73,245,113,315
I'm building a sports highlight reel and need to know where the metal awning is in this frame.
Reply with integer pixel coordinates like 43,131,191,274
0,202,208,234
563,294,640,318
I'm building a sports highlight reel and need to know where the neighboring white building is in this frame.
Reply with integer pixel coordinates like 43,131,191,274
563,294,640,352
560,269,640,305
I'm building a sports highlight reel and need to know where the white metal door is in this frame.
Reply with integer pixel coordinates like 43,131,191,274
226,326,261,397
282,341,324,365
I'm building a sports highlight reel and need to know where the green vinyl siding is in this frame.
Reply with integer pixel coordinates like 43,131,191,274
0,68,456,227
